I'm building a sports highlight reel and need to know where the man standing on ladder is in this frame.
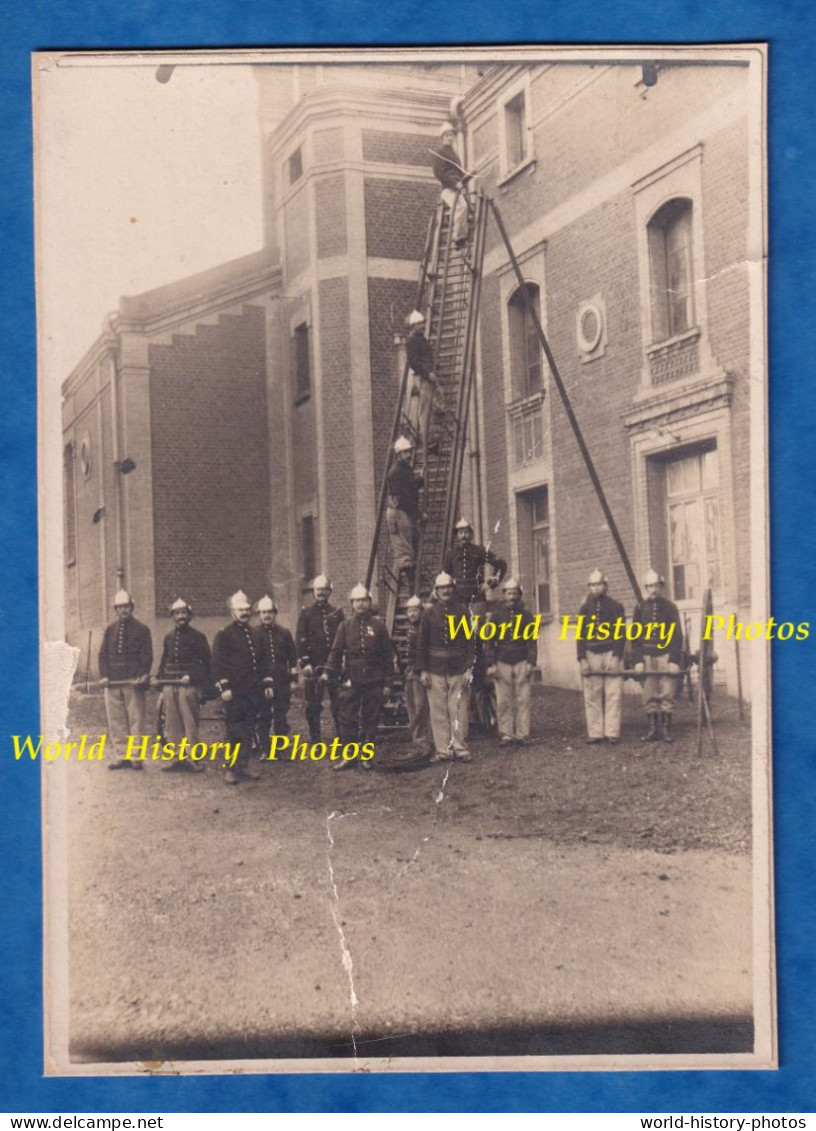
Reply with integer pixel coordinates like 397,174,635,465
432,121,470,248
387,435,423,592
443,518,507,610
405,309,442,470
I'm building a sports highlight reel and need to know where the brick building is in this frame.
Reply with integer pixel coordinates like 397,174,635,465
63,57,762,694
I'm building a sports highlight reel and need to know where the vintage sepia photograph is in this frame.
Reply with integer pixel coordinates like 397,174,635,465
36,46,771,1073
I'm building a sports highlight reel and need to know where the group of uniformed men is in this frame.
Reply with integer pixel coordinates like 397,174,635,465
97,551,683,781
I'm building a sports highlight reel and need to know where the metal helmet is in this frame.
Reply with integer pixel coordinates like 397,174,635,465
312,575,332,592
587,569,607,586
439,120,456,137
350,583,371,601
455,517,473,531
257,595,277,613
407,309,426,327
394,436,414,454
170,597,192,613
228,589,251,610
406,595,423,609
113,589,133,607
643,568,664,587
434,572,455,589
502,577,522,594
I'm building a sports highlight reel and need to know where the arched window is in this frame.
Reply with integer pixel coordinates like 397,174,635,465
647,198,694,342
508,283,542,398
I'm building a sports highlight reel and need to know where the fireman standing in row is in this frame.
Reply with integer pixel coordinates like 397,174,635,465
155,596,212,771
576,569,626,746
323,583,392,769
257,595,298,739
99,589,153,771
296,575,345,743
212,590,272,784
485,578,538,747
404,594,434,757
631,569,684,743
416,572,476,763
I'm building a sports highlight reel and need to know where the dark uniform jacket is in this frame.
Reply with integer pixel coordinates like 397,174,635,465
387,458,422,520
296,601,345,671
432,143,468,192
629,595,683,666
157,624,213,690
325,613,392,686
98,617,153,682
211,621,268,695
405,330,434,381
404,620,422,676
576,593,626,661
484,601,538,667
259,624,298,687
416,599,476,677
443,541,507,598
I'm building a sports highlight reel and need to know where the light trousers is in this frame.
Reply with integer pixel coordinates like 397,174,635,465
161,685,201,744
582,651,622,739
428,671,470,757
495,660,533,739
441,187,469,243
104,685,146,759
386,507,417,573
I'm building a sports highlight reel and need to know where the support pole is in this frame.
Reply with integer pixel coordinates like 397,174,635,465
488,197,642,604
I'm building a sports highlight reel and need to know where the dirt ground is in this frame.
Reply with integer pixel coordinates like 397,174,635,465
57,682,754,1067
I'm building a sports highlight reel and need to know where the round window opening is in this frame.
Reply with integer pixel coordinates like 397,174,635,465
578,305,603,353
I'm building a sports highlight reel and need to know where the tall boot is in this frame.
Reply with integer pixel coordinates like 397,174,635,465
641,712,661,742
661,712,675,743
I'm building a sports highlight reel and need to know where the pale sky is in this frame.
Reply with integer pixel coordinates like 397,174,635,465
37,58,264,384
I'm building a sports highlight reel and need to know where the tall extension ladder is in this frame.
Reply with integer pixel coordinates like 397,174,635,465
365,189,489,722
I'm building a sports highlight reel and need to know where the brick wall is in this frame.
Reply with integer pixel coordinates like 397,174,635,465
318,276,358,595
364,178,439,260
362,129,437,167
148,305,271,615
702,121,751,608
314,126,345,165
478,272,512,562
546,193,642,616
316,175,348,259
284,185,310,279
480,64,749,257
367,277,417,485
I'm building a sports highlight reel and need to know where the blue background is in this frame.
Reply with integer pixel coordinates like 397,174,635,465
2,0,814,1114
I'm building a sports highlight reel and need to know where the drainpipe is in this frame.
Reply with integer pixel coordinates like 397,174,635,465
105,313,125,588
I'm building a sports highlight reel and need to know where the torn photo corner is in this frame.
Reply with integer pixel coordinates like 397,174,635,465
35,44,773,1075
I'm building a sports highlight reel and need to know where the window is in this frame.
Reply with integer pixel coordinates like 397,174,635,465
498,78,533,181
530,488,552,615
288,147,303,185
301,514,316,582
293,322,311,401
648,198,694,342
508,284,542,398
504,92,527,171
63,442,77,566
513,411,544,468
665,448,722,603
517,487,552,615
